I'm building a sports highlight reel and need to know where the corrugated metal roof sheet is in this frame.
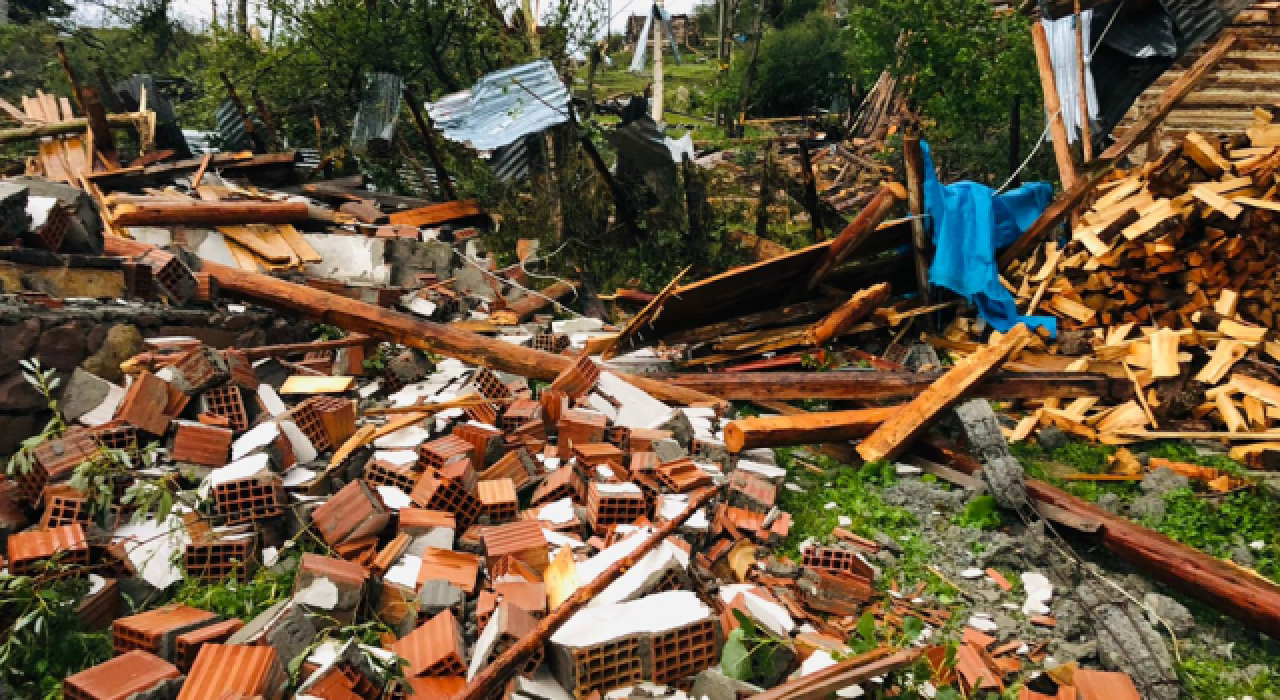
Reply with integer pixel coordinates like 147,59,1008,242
1116,6,1280,153
425,60,570,151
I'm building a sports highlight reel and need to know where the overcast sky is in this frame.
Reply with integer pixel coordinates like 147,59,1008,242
73,0,707,34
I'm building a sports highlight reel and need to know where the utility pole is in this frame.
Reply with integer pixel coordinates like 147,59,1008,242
716,0,727,62
652,1,664,124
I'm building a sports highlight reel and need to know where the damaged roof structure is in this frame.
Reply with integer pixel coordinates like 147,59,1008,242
4,0,1280,698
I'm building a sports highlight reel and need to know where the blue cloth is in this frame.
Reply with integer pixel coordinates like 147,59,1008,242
920,141,1058,336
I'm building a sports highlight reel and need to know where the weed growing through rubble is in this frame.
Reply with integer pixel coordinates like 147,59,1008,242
951,494,1003,531
0,561,111,698
171,560,298,621
5,359,65,478
774,450,956,598
721,609,789,686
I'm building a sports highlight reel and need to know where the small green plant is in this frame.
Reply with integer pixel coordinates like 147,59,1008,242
171,561,298,621
800,351,839,371
7,359,65,478
721,609,789,685
312,324,346,341
0,560,112,697
953,494,1003,531
362,343,393,373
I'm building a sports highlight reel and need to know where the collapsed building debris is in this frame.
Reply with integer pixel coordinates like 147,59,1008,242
6,4,1280,696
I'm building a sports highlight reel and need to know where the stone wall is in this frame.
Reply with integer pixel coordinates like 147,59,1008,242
0,297,314,455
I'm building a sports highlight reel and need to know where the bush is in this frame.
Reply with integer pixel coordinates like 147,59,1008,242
736,11,848,117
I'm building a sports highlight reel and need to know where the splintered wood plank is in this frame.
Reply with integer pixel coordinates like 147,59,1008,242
1195,339,1247,384
1219,318,1267,343
1231,374,1280,409
1047,295,1096,324
276,224,323,264
1215,289,1239,318
1009,411,1041,442
1096,400,1148,434
1092,177,1142,210
1217,392,1248,433
1121,199,1178,240
222,237,266,272
1183,132,1232,177
1190,185,1243,219
1106,323,1135,347
600,266,689,361
218,225,299,264
1235,196,1280,213
856,325,1031,462
1148,329,1180,379
279,375,356,395
1244,395,1268,432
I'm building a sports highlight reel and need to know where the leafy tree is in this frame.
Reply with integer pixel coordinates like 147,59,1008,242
847,0,1055,182
6,0,71,24
736,10,847,116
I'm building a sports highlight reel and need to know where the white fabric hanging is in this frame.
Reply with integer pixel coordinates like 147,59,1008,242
1042,12,1098,144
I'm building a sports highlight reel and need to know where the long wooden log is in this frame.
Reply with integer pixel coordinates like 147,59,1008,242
507,279,579,321
454,487,718,700
109,199,334,227
0,114,143,144
806,283,891,346
751,647,925,700
917,437,1280,639
903,132,932,306
795,183,903,298
102,237,720,407
659,370,1126,401
1031,22,1078,189
858,325,1030,462
998,34,1238,269
724,406,898,452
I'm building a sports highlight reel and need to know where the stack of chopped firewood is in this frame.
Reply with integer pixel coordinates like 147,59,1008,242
916,118,1280,454
1008,117,1280,334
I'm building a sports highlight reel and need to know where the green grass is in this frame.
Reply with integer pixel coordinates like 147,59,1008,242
581,50,720,112
774,451,958,597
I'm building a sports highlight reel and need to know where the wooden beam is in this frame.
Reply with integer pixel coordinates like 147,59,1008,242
454,488,718,700
795,183,903,299
658,370,1127,401
903,131,932,306
386,200,485,227
918,436,1280,639
806,283,892,346
0,114,144,144
1074,0,1093,162
506,279,579,321
103,237,719,407
108,199,333,227
1031,22,1078,189
724,406,899,452
857,325,1031,462
1101,34,1238,160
